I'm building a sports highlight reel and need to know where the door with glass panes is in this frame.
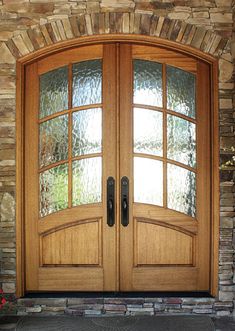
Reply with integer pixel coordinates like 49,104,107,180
25,43,211,291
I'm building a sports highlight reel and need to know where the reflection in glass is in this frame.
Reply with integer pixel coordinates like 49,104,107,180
134,60,162,107
40,66,68,119
72,108,102,157
167,164,196,217
72,60,102,107
167,115,196,168
39,115,68,168
167,65,195,118
134,108,163,156
40,164,68,217
134,157,163,206
73,157,102,206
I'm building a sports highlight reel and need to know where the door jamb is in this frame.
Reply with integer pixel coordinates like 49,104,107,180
16,34,219,297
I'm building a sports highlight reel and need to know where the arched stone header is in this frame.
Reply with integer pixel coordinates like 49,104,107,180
0,12,229,63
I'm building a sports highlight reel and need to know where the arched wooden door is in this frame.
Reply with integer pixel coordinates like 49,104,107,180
24,42,211,292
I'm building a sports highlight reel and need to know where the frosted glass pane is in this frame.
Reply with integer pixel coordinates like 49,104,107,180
167,65,195,118
39,115,68,168
73,157,102,206
72,60,102,107
40,66,68,119
134,157,163,206
167,115,196,168
134,108,163,156
134,60,162,107
40,164,68,217
72,108,102,157
167,164,196,217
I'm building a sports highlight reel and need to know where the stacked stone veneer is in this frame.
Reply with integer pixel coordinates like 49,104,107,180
0,0,234,316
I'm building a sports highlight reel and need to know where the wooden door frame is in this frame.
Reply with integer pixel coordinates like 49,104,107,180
16,34,219,297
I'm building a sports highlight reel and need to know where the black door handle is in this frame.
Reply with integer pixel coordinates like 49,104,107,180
121,176,129,227
107,177,115,227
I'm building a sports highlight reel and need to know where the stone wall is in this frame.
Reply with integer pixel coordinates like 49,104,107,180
0,0,234,316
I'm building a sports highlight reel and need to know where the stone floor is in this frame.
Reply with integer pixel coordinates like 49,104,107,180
0,315,234,331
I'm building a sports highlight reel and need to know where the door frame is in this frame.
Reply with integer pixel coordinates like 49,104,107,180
16,34,219,297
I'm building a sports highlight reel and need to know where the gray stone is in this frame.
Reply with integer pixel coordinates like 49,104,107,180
0,193,15,222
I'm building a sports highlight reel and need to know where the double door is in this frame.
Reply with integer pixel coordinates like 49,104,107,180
25,43,211,291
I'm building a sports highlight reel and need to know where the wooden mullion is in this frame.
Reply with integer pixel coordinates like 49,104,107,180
68,63,72,208
162,63,167,208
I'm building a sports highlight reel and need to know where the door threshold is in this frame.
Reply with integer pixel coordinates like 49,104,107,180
24,291,213,298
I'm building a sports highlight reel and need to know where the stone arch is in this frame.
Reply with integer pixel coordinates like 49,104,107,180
0,12,230,62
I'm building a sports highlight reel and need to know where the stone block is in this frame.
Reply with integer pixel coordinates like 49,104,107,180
219,291,234,301
2,282,15,293
210,13,233,23
219,59,233,82
25,306,42,313
0,43,15,64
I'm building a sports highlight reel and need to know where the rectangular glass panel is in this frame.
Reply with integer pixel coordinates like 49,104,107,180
40,66,68,119
167,114,196,168
39,115,68,168
167,65,195,118
72,108,102,157
72,60,102,107
167,164,196,217
134,108,163,156
72,157,102,206
40,164,68,217
134,60,162,108
134,157,163,206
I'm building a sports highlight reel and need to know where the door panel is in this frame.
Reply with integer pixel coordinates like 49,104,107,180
25,44,117,291
119,44,210,291
25,42,211,292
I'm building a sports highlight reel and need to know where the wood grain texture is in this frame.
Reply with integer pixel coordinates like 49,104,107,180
135,220,193,266
41,220,101,266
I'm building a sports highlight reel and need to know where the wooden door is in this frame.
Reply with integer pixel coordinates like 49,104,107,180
119,44,211,291
24,42,211,292
25,44,118,291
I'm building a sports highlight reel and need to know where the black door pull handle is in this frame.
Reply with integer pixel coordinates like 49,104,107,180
121,177,129,227
107,177,115,227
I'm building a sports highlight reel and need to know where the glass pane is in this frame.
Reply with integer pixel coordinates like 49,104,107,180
134,108,163,156
134,157,163,206
72,60,102,107
167,114,196,168
72,108,102,157
40,164,68,217
40,66,68,119
73,157,102,206
167,65,195,118
39,115,68,168
134,60,162,108
167,164,196,217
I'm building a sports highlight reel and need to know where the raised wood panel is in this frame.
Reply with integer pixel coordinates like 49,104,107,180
135,220,194,266
41,219,101,266
132,45,197,73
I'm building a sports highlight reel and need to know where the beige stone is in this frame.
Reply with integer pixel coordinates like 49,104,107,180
1,192,15,222
12,34,30,56
215,0,233,7
219,99,233,109
56,20,67,40
0,43,15,64
219,59,233,82
62,18,74,39
192,11,209,18
168,12,190,20
210,13,233,23
2,282,15,294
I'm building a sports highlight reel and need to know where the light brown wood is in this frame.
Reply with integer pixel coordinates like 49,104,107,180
41,220,101,266
17,38,219,296
135,220,194,266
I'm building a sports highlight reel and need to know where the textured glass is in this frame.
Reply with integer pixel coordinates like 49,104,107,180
167,164,196,217
134,60,162,107
72,108,102,157
167,115,196,168
40,164,68,217
72,60,102,107
167,65,196,118
73,157,102,206
40,66,68,119
39,115,68,168
134,108,163,156
134,157,163,206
